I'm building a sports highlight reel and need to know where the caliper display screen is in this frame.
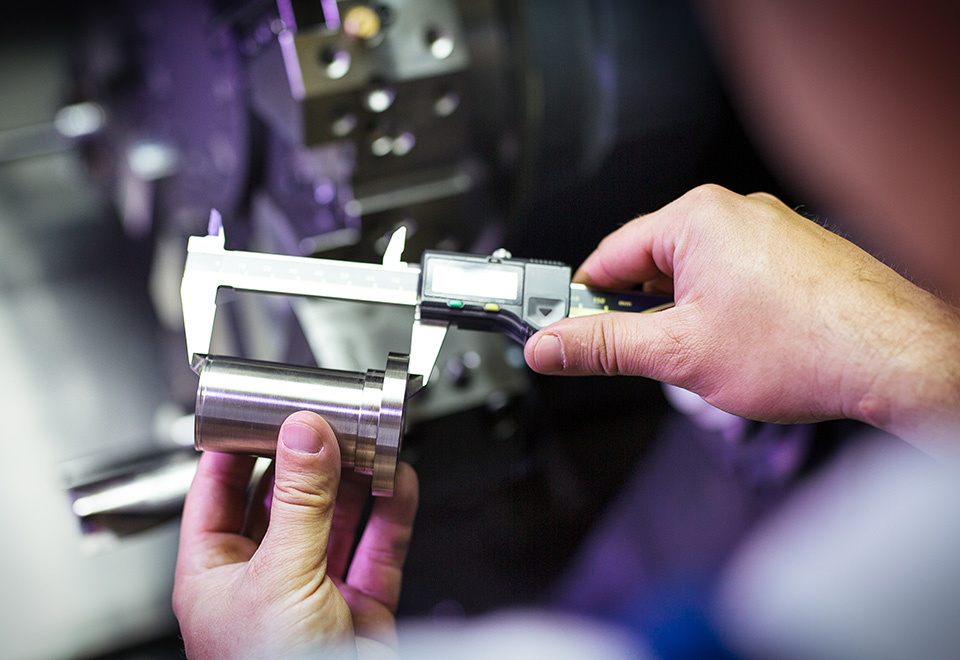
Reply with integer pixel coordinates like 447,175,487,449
426,259,523,302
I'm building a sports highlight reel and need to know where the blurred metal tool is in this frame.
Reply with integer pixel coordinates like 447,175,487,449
0,102,105,164
70,451,198,522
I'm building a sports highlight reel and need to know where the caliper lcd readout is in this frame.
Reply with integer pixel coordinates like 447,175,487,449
423,258,524,304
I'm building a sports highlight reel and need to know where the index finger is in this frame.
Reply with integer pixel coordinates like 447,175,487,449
178,452,257,566
326,470,373,579
574,210,672,290
346,462,419,612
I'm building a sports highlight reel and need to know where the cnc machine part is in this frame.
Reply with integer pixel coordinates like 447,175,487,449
67,0,719,429
194,352,409,495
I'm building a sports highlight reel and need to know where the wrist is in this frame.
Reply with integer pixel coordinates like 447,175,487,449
852,291,960,458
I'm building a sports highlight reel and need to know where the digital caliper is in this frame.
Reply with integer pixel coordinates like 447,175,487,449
181,211,670,495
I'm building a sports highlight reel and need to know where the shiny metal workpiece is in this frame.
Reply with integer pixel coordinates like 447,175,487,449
194,352,409,496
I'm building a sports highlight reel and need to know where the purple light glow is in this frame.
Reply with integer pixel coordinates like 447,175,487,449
277,0,296,32
278,30,306,101
321,0,341,30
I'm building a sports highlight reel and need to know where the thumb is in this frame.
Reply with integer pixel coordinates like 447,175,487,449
255,411,342,580
524,309,699,383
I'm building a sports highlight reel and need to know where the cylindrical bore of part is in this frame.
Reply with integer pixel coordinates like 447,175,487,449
193,353,409,496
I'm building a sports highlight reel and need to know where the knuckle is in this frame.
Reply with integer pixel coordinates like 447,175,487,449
591,256,622,288
369,535,412,568
746,190,782,205
272,476,333,512
591,315,622,376
686,183,730,207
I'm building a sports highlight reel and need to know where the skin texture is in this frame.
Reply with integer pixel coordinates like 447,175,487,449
524,185,960,459
173,412,418,660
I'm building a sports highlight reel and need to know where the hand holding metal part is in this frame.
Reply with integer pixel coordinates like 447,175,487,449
181,210,670,495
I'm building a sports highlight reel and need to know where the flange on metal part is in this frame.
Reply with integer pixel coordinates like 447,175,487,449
193,352,409,496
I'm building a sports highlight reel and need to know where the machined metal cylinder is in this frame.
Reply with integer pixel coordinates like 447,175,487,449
194,352,409,496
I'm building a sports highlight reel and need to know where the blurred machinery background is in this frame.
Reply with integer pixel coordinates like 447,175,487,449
0,1,821,658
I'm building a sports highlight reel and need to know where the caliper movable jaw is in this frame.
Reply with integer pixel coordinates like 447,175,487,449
407,314,448,393
383,224,446,394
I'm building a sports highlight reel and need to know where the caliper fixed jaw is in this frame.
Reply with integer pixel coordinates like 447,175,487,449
181,220,226,373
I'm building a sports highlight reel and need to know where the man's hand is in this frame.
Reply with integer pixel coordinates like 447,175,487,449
173,411,418,660
525,185,960,456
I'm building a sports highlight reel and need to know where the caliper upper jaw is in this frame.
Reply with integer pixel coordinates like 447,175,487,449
181,215,438,388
